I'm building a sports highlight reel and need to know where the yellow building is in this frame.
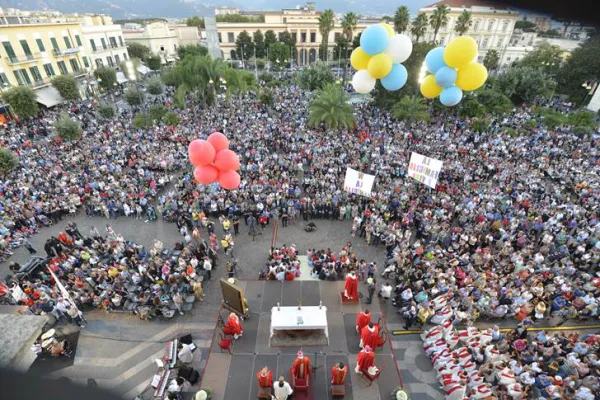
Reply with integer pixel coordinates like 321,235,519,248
216,3,374,65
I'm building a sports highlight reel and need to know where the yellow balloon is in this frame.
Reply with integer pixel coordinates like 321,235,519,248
367,53,393,79
379,23,394,37
444,36,478,69
350,47,372,70
456,62,488,91
420,74,443,99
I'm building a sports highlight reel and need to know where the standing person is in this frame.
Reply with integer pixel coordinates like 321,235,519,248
366,277,376,304
23,239,37,254
173,291,184,315
281,209,289,227
403,301,417,330
203,257,212,280
233,216,240,236
273,376,293,400
331,362,348,385
248,214,259,236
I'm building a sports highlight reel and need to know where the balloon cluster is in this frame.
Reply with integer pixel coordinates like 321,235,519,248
188,132,241,190
351,23,413,94
420,36,488,107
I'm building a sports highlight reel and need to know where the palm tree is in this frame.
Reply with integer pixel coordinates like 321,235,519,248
341,12,358,40
454,10,473,36
308,83,355,130
318,9,335,62
429,4,450,43
392,95,429,123
411,13,429,43
393,6,410,34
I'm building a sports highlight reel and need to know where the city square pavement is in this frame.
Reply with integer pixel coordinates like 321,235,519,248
1,214,442,400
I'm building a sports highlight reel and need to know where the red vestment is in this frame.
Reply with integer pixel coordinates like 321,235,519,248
344,274,358,300
356,349,375,372
360,324,380,349
291,357,312,379
331,365,348,385
223,314,243,336
256,370,273,388
356,312,371,333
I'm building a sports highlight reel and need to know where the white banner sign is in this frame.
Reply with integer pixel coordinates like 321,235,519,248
343,167,376,197
408,152,443,189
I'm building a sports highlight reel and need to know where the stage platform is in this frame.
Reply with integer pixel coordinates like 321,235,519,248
200,280,406,400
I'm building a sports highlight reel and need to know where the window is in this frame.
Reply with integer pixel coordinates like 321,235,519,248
95,58,103,67
228,32,234,43
14,69,31,85
160,45,165,51
473,20,480,32
57,60,68,74
497,38,503,47
50,37,59,50
69,58,80,72
292,32,297,43
174,44,177,50
109,37,117,48
0,72,9,86
115,55,120,65
439,36,445,45
90,39,96,52
29,66,42,82
3,41,16,61
36,38,45,52
487,20,495,31
100,38,107,50
507,56,512,61
334,32,340,41
107,56,114,67
301,32,307,42
118,36,124,47
64,36,72,48
20,40,32,56
75,35,82,47
310,32,316,42
502,20,509,32
482,38,488,48
218,33,222,43
123,53,127,60
43,63,55,77
278,32,284,41
82,56,89,68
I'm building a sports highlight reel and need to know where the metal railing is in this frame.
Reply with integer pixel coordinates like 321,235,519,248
8,53,42,64
24,77,51,88
52,47,80,56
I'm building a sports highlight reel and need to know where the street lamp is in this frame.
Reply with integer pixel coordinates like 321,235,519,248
125,60,143,108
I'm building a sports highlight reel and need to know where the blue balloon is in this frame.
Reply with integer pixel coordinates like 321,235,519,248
440,86,463,107
435,66,457,88
360,25,390,56
425,47,446,74
381,64,408,91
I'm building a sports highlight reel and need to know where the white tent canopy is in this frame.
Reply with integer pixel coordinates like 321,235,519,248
116,71,129,84
137,65,151,75
35,86,63,108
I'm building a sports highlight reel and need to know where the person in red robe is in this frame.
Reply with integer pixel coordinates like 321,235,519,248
222,312,243,339
360,322,382,349
256,366,273,388
344,271,358,300
331,362,348,385
356,309,371,333
291,350,311,380
355,345,375,373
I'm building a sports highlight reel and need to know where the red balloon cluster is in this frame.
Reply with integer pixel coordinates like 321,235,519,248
188,132,241,190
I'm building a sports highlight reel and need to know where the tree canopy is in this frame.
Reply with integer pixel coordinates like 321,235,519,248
514,20,537,32
186,16,204,28
393,6,410,34
146,76,164,95
318,9,335,61
145,54,162,70
1,86,39,119
55,112,82,141
392,95,430,122
0,147,18,176
429,4,450,43
124,87,145,106
216,14,264,23
253,30,265,58
454,10,472,36
341,12,359,39
308,83,355,130
411,13,429,43
235,31,254,60
177,45,208,61
495,67,556,104
518,41,563,75
94,66,117,90
298,61,334,91
52,74,80,101
556,34,600,104
483,50,500,71
127,42,151,61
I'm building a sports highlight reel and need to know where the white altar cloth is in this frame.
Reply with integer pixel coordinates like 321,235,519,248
270,306,329,339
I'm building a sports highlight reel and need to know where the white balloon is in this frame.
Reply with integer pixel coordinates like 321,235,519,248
352,70,376,94
385,34,413,64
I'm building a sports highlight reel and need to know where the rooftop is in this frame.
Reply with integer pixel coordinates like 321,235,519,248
425,0,512,9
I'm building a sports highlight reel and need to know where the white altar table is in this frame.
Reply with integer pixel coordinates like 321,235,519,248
270,306,328,343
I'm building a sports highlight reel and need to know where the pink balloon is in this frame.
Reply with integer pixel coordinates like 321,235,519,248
213,149,240,171
207,132,229,153
218,170,240,190
188,139,216,167
194,165,219,184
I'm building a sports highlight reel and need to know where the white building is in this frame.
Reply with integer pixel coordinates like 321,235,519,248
122,21,179,63
80,15,129,69
418,0,520,63
170,24,201,47
499,29,584,67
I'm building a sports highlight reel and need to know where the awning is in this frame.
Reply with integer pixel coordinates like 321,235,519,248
137,65,151,74
35,86,63,108
116,71,129,84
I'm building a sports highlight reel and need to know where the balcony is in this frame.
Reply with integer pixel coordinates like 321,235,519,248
52,47,80,56
8,53,42,65
23,77,51,89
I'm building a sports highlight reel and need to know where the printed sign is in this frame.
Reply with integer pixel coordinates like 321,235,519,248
408,152,443,189
343,167,376,196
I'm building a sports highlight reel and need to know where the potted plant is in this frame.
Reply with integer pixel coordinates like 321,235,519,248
391,386,409,400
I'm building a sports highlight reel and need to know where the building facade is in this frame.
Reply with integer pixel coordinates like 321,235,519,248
216,3,371,65
122,21,200,63
80,15,129,69
417,0,519,64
